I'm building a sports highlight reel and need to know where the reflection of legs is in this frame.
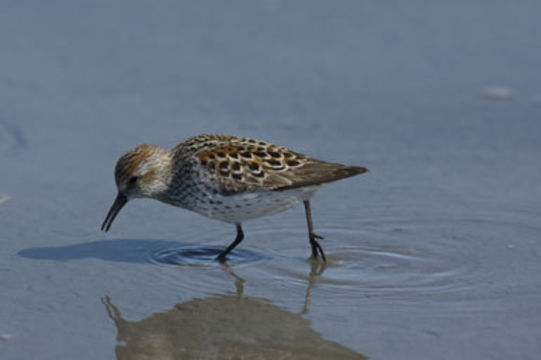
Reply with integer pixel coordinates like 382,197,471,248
216,223,244,262
303,258,327,314
219,262,245,298
102,296,122,322
303,201,326,261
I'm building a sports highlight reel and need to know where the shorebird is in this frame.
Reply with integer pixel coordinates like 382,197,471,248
101,135,367,262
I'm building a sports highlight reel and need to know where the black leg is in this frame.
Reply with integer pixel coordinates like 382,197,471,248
216,223,244,262
303,200,326,262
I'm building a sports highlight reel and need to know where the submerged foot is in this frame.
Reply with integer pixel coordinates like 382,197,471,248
215,253,228,263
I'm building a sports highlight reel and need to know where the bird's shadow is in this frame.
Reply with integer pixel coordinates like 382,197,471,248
17,239,265,265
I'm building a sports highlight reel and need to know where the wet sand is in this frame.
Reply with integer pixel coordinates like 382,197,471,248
2,1,541,359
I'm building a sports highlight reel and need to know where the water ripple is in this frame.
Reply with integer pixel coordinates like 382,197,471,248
148,244,267,266
233,211,541,308
0,119,26,154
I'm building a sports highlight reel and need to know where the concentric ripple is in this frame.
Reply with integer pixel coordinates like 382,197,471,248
148,244,267,266
128,205,540,313
0,120,26,154
236,210,541,308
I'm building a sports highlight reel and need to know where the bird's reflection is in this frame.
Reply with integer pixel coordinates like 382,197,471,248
102,262,365,360
219,263,245,298
302,259,327,314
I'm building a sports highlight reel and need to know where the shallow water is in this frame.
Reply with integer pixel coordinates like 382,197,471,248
2,1,541,359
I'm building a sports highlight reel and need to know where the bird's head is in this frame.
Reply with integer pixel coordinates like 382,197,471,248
101,144,171,232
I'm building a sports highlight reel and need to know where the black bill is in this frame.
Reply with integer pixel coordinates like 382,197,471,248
101,193,128,232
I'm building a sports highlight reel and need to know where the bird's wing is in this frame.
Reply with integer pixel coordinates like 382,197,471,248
194,140,367,195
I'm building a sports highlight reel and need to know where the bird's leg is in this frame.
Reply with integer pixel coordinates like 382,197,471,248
216,223,244,262
303,200,326,262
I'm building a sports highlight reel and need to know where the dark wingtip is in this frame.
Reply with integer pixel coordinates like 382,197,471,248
355,166,369,175
333,165,368,179
273,163,369,191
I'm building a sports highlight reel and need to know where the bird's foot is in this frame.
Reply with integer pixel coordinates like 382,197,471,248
215,253,228,263
309,234,327,263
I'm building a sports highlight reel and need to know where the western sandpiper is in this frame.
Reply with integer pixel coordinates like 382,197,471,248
101,134,367,262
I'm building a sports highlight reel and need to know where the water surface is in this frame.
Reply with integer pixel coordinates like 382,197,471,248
2,1,541,359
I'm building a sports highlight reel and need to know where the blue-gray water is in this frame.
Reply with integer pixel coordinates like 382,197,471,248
2,1,541,359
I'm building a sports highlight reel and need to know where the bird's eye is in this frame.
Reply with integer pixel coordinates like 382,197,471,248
128,176,138,184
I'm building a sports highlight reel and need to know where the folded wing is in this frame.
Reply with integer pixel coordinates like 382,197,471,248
193,136,367,195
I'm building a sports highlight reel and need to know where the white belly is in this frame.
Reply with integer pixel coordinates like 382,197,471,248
194,186,319,223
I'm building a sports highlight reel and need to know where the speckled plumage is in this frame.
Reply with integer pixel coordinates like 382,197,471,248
102,134,368,261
